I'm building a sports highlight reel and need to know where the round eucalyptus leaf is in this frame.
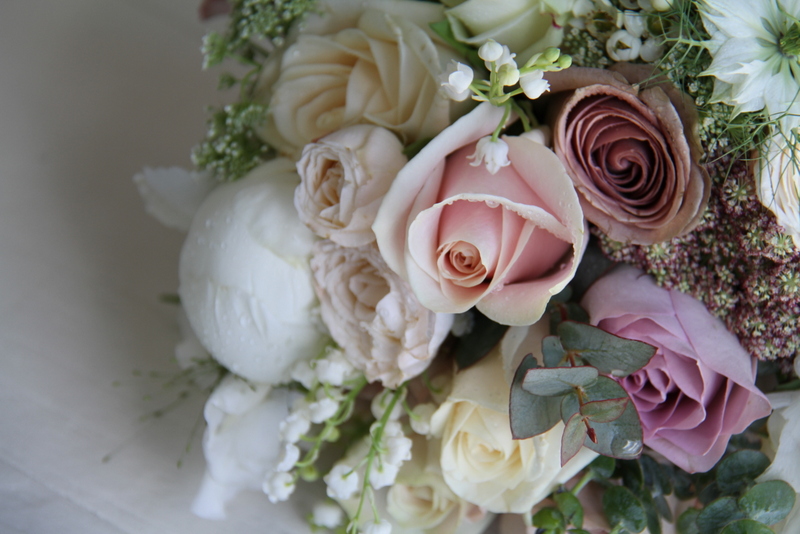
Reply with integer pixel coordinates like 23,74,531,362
738,480,796,525
603,486,647,533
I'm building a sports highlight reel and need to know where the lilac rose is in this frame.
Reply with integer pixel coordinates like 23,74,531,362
581,265,771,473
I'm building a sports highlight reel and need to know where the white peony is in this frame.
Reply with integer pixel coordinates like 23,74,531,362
179,159,328,384
430,325,596,514
310,240,453,388
191,375,298,519
295,125,407,247
758,134,800,248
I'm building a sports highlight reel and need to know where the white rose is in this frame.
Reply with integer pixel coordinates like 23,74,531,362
179,160,328,384
295,125,408,247
757,135,800,248
256,0,465,157
430,329,596,513
441,0,568,65
310,240,453,388
191,375,298,519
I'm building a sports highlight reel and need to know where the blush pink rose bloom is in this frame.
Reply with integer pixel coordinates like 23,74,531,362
581,265,771,473
373,103,587,326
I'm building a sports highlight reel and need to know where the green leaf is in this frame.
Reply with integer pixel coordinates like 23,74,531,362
523,366,599,397
640,454,673,498
639,489,663,534
557,321,657,377
696,497,745,534
532,507,565,530
562,412,588,466
677,508,701,534
549,301,590,333
738,480,796,525
719,519,776,534
716,450,771,494
562,377,643,459
542,336,568,368
510,354,562,439
454,311,508,370
590,455,617,479
603,486,648,533
617,460,645,494
555,491,584,528
581,397,629,423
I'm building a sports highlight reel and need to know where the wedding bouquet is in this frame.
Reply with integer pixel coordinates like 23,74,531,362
135,0,800,532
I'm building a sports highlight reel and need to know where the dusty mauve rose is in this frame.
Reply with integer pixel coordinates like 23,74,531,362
548,63,710,245
581,265,771,473
256,0,465,158
310,240,453,388
373,103,587,326
295,125,407,247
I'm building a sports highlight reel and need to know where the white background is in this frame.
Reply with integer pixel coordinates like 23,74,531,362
0,1,312,532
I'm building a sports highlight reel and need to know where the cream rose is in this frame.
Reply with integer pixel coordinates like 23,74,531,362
310,240,453,388
442,0,569,64
429,340,596,514
256,0,464,157
295,125,408,247
179,160,328,384
373,103,587,326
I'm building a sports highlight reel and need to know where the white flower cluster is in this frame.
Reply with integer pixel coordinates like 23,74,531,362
570,0,672,63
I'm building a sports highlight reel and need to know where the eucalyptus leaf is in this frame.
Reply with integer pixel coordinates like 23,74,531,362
523,366,599,397
697,497,745,534
677,508,701,534
719,519,775,534
581,397,629,423
542,336,567,368
532,507,565,530
590,455,617,479
738,480,796,525
562,412,588,466
510,354,561,439
454,311,508,370
557,321,657,377
562,377,643,459
555,492,584,528
716,450,771,494
603,486,647,533
638,489,662,534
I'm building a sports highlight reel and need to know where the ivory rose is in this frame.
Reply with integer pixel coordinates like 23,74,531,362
179,160,328,384
429,343,596,514
295,125,408,247
310,240,453,388
373,103,587,326
581,265,771,473
256,0,464,157
548,63,710,245
441,0,568,64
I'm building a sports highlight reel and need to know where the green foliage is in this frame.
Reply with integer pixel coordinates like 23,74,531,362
603,486,648,533
454,310,509,369
557,321,657,377
192,102,270,181
510,354,563,439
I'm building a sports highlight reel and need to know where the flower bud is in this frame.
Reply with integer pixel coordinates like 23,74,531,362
497,63,520,86
478,40,503,62
606,29,642,61
543,47,560,64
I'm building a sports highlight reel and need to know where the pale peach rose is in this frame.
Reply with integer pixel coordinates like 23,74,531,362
310,240,453,388
256,0,465,158
295,125,407,247
373,103,587,326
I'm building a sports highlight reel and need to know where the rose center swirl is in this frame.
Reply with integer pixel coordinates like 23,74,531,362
436,240,488,288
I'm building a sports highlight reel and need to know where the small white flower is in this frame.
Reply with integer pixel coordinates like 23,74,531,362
492,45,517,70
279,412,311,443
639,37,664,62
325,464,360,500
290,360,316,389
377,420,403,439
467,136,511,175
363,519,392,534
263,471,296,503
519,70,550,100
276,443,301,472
409,403,436,436
369,461,400,489
606,29,642,61
478,40,504,62
385,435,413,466
371,389,405,421
440,61,474,102
309,397,340,424
312,501,344,529
623,11,647,38
316,348,358,386
649,0,673,11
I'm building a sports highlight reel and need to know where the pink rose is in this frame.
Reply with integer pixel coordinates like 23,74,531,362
581,265,771,473
373,103,587,326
